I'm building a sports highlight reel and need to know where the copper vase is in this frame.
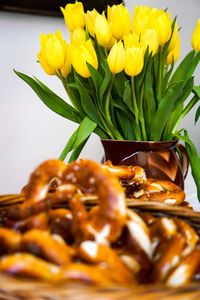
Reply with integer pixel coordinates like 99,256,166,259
101,140,189,190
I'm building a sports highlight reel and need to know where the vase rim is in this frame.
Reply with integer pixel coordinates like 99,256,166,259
101,139,178,144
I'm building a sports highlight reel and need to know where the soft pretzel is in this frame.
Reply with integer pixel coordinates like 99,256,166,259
0,253,61,281
132,178,185,205
166,249,200,287
103,161,146,181
22,229,75,265
63,159,126,242
0,158,198,289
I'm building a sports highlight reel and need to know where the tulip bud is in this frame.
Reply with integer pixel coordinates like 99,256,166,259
85,9,98,37
94,13,112,48
123,32,140,50
192,19,200,52
44,30,66,70
166,35,180,65
140,29,159,56
107,41,125,74
124,47,144,77
71,39,98,78
70,28,86,47
107,4,131,40
149,9,171,46
132,6,152,36
38,30,70,76
61,2,84,32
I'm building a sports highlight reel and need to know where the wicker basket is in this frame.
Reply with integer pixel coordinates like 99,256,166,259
0,194,200,300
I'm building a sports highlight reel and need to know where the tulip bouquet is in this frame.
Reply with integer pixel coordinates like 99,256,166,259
16,2,200,197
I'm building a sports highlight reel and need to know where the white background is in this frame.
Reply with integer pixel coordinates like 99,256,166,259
0,0,200,209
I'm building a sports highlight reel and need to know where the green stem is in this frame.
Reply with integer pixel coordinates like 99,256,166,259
157,49,163,102
57,72,79,112
88,77,116,139
139,83,147,140
131,77,139,123
105,74,115,122
131,76,141,139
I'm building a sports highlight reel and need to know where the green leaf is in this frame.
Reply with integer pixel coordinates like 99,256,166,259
115,108,136,140
113,72,127,98
173,77,194,110
195,106,200,123
68,138,89,163
193,85,200,98
176,130,200,202
170,50,200,85
74,74,103,128
14,70,82,123
66,82,85,115
150,83,184,140
87,63,103,99
99,59,112,109
162,103,183,140
143,58,156,138
163,77,194,138
59,116,97,161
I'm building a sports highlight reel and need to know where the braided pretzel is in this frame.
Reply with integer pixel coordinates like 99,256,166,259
166,249,200,287
151,234,185,283
0,253,61,281
0,158,198,288
103,160,146,181
78,241,135,284
0,228,21,254
22,229,75,265
132,178,185,205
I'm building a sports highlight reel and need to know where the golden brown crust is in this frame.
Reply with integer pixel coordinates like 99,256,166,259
0,158,197,288
132,178,185,205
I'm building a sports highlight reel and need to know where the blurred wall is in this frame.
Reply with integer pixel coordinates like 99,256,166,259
0,0,199,208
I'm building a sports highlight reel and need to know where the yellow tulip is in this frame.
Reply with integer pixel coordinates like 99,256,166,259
166,35,180,65
192,19,200,51
71,39,98,78
94,13,112,48
38,30,70,76
37,52,56,75
61,1,84,32
168,21,179,52
124,47,144,77
44,30,66,70
70,28,86,47
123,32,140,50
107,4,131,40
107,41,125,74
132,6,152,36
140,29,159,56
85,9,98,37
149,9,171,46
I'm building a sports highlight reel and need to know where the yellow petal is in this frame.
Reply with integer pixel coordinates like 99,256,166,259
94,13,112,47
61,2,84,32
107,41,125,74
37,52,56,75
70,28,86,46
124,47,144,76
192,19,200,52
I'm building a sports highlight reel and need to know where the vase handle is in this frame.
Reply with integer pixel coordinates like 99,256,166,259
177,144,189,179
